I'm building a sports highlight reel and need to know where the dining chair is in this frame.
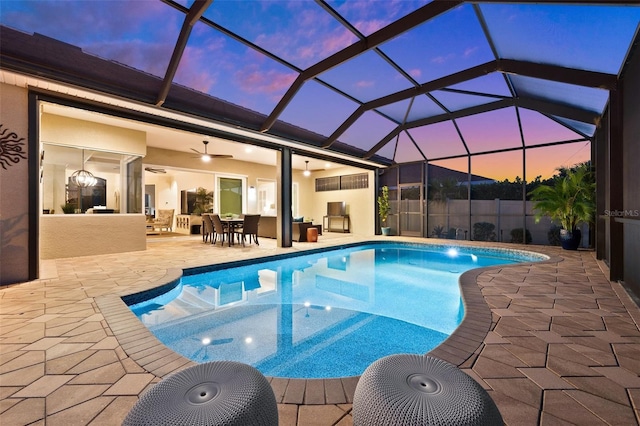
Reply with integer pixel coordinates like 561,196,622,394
211,214,229,246
234,214,260,246
202,214,214,243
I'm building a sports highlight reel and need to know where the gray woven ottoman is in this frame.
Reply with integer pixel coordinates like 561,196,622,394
123,361,278,426
353,354,503,425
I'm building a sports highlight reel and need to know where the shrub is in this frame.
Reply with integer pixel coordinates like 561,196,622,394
446,228,457,239
510,228,532,244
432,225,445,238
548,225,562,246
473,222,496,241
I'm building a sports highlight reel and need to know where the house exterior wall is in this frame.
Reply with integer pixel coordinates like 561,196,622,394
0,83,30,284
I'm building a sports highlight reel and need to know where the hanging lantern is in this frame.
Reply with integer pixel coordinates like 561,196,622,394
71,149,96,187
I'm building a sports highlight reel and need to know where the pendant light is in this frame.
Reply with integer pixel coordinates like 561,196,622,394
71,149,97,187
303,160,311,177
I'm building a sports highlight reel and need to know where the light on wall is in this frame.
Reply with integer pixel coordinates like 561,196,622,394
71,149,96,187
303,160,311,177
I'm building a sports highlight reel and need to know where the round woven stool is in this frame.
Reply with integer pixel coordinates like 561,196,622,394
123,361,278,426
353,354,503,426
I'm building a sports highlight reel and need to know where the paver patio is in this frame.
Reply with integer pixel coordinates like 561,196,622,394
1,234,639,425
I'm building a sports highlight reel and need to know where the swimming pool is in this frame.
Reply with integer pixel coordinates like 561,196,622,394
127,242,546,378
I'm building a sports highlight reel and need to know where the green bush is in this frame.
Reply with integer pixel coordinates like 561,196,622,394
473,222,496,242
548,225,562,246
432,225,445,238
510,228,532,244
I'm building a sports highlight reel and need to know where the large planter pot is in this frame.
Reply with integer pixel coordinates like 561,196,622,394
381,227,391,236
560,228,581,250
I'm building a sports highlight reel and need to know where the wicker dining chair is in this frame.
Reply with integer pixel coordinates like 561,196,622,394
211,214,229,246
234,214,260,246
202,214,214,243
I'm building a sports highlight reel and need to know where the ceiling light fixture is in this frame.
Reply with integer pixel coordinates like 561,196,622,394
201,141,211,162
303,160,311,177
70,149,96,187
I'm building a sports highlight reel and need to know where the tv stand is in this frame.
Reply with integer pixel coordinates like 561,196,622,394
323,215,350,233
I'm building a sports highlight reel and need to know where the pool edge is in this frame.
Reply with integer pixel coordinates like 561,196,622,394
96,240,561,406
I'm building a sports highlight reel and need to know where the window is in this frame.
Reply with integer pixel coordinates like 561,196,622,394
41,143,141,214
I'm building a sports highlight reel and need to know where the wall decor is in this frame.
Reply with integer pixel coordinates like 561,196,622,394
0,124,27,170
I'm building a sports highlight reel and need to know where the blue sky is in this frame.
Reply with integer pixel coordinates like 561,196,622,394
1,0,638,178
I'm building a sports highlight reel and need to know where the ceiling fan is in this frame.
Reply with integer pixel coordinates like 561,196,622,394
191,140,233,162
144,166,166,174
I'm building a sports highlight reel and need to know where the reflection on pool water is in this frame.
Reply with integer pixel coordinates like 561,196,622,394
128,243,545,378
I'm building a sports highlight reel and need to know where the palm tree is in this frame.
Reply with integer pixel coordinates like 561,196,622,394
529,163,595,249
192,187,213,215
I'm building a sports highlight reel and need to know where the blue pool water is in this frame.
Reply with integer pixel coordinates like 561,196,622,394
128,242,545,378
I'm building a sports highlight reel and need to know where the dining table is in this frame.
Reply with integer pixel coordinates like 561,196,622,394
219,217,244,246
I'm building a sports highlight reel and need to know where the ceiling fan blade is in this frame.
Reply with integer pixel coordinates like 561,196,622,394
210,154,233,158
190,148,203,154
144,167,166,174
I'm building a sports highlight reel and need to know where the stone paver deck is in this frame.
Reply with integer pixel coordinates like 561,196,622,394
1,234,639,425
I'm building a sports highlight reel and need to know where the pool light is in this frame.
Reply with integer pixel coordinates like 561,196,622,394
202,338,211,345
447,248,458,257
245,337,253,344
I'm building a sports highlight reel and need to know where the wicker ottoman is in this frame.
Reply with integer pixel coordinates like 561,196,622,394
353,354,503,425
123,361,278,426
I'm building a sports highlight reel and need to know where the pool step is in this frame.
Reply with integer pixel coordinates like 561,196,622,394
173,288,217,313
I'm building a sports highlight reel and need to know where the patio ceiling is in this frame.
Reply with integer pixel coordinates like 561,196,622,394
1,1,638,167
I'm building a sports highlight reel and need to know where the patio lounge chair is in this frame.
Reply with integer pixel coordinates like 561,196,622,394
152,209,174,234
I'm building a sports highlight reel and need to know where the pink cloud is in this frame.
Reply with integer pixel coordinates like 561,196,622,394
431,53,456,64
173,43,229,93
7,0,184,77
321,29,358,57
353,19,388,35
464,46,479,57
234,66,297,97
355,80,375,88
409,68,422,79
252,17,355,68
333,0,429,35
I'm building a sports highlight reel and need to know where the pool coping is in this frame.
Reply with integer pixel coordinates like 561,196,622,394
96,240,562,405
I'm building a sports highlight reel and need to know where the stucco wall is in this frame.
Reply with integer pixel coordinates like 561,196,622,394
0,83,30,284
40,214,146,259
41,113,146,155
298,166,375,236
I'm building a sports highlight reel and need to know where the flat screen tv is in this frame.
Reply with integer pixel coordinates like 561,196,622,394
327,201,346,216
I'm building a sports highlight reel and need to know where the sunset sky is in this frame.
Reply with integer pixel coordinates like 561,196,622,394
1,1,637,179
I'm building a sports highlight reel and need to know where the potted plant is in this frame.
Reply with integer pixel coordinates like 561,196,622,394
60,202,76,214
377,185,392,236
529,163,595,250
192,187,213,215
